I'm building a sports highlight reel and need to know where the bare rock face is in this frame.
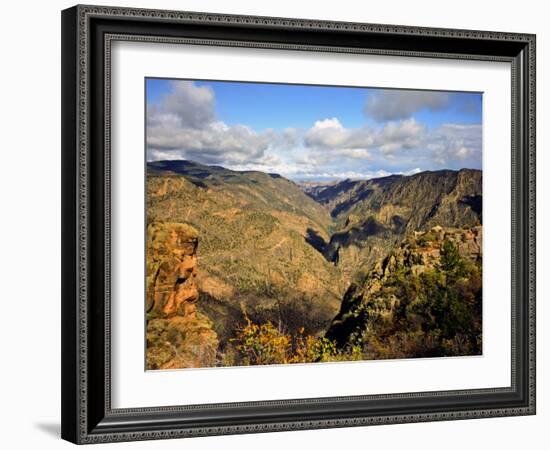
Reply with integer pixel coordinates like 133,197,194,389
146,222,200,319
146,222,218,369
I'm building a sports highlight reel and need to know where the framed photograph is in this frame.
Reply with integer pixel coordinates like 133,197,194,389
61,5,536,444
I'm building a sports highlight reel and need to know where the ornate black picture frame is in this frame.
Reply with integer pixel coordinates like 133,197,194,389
61,4,536,444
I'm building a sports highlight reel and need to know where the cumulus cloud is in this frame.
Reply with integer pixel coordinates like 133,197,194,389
146,81,481,181
147,123,272,164
376,119,425,154
147,81,215,129
304,118,372,159
364,89,450,121
147,80,272,165
304,117,424,157
425,124,482,165
302,117,480,175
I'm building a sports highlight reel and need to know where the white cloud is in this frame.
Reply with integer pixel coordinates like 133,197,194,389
301,117,480,176
146,81,480,181
305,118,358,149
147,81,272,165
304,118,373,158
304,117,424,157
377,119,425,154
147,122,271,164
147,81,215,129
425,124,482,165
364,89,450,121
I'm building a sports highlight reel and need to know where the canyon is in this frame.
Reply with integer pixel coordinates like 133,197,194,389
146,160,483,368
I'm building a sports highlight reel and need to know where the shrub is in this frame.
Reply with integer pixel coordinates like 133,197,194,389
230,317,340,365
439,239,466,280
231,318,292,365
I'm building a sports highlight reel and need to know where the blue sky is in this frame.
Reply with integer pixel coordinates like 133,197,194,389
146,78,482,181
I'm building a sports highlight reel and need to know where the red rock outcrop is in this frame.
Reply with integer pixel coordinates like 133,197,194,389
147,222,200,319
146,222,218,369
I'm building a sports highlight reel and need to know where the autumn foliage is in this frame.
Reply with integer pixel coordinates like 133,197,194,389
230,316,346,365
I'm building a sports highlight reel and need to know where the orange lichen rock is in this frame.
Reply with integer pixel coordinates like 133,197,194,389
146,222,218,369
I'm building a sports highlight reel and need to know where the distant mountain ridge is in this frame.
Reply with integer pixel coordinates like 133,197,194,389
302,168,482,276
148,159,285,185
303,169,481,219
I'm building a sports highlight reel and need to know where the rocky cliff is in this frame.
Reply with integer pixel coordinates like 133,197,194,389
326,225,483,359
146,222,219,369
305,169,482,278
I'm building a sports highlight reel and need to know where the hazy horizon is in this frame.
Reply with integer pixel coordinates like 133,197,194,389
148,158,482,183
